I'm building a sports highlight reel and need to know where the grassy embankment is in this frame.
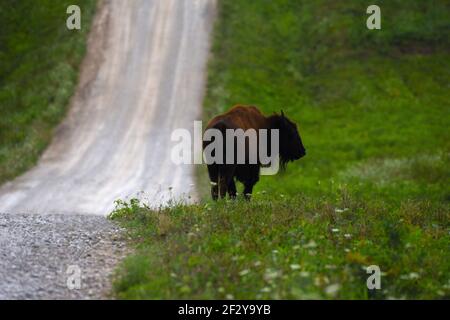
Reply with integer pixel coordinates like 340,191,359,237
110,0,450,299
0,0,96,184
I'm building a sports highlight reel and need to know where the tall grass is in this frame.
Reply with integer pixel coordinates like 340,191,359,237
111,0,449,299
0,0,97,183
201,0,450,203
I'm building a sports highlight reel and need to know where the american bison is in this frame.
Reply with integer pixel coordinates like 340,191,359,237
203,105,306,200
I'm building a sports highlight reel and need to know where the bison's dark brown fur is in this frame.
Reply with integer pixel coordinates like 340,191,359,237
203,105,306,200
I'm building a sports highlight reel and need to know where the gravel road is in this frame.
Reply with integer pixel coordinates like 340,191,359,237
0,213,128,299
0,0,216,299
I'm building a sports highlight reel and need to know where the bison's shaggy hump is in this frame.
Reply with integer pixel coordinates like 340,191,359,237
203,105,306,200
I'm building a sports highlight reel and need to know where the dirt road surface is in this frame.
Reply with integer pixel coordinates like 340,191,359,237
0,0,215,215
0,0,216,299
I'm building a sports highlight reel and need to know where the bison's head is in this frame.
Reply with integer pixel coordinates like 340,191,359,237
275,111,306,169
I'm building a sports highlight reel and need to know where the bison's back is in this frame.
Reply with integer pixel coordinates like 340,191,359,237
205,105,268,131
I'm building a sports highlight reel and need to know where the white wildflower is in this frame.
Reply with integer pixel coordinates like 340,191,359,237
239,269,250,277
409,272,420,279
303,240,317,249
299,271,310,278
325,283,341,297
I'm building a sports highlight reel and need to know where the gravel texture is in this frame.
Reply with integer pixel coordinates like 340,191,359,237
0,213,128,300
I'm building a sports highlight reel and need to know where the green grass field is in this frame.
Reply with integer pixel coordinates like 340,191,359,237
0,0,96,184
110,0,450,299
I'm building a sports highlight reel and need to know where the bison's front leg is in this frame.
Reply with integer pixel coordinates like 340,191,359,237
243,183,254,200
228,179,237,199
243,164,260,200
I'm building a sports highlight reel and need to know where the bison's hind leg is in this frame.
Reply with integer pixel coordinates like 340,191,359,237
218,165,236,199
218,174,227,199
207,164,219,200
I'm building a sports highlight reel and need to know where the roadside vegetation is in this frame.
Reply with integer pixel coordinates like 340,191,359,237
0,0,96,184
110,0,449,299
